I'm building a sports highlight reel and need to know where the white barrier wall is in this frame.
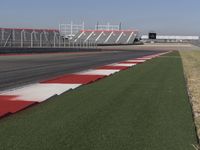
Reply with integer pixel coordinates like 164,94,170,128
141,35,199,40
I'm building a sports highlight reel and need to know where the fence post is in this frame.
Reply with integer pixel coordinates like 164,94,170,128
31,31,34,48
21,30,24,48
53,32,56,48
40,32,43,47
64,38,66,48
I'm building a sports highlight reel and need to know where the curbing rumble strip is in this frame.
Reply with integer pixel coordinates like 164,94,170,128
0,51,170,119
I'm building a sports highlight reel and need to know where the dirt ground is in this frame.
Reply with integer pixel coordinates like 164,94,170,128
180,50,200,143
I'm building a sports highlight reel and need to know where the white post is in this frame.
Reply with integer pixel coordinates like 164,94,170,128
69,39,71,48
31,31,34,48
71,21,73,36
107,23,110,30
21,30,24,48
1,29,4,40
40,32,43,47
12,29,15,46
64,38,66,48
59,36,61,48
82,22,85,30
1,29,4,47
53,32,56,48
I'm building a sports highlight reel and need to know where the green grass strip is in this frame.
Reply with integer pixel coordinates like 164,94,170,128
0,51,197,150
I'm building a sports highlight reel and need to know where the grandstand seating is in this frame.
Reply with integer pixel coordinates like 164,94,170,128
0,27,139,48
71,30,139,45
106,32,121,44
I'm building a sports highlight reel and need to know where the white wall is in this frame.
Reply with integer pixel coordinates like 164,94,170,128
141,35,199,40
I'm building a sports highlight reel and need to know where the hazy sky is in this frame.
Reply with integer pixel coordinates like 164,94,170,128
0,0,199,35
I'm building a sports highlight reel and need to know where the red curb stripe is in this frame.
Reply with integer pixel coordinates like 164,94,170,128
0,95,37,118
0,100,36,113
41,74,106,84
0,100,37,117
0,95,18,101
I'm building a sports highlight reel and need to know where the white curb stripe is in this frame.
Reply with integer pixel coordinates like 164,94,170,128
0,83,81,102
138,57,153,60
110,63,137,67
75,69,120,76
126,60,146,63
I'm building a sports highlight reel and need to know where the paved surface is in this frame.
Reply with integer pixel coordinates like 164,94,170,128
99,43,200,51
0,52,197,150
0,53,166,118
191,41,200,48
0,50,160,91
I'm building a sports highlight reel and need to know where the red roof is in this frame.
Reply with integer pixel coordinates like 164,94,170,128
0,27,59,32
80,29,138,33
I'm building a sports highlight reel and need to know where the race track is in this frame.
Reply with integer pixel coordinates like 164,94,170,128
0,50,160,91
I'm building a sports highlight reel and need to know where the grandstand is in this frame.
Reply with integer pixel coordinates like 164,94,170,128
71,30,139,45
0,27,97,48
0,23,140,48
58,23,140,46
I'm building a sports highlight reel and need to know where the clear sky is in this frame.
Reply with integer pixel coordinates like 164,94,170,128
0,0,199,35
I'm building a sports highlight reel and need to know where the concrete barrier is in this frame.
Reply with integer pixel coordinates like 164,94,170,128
0,48,102,54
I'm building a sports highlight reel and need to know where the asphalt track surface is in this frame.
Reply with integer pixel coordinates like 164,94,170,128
0,50,160,91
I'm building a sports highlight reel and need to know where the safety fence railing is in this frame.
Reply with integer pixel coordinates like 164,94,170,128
0,28,97,48
67,39,97,48
0,38,97,48
0,39,97,48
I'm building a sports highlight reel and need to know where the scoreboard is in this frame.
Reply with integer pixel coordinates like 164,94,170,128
149,33,157,39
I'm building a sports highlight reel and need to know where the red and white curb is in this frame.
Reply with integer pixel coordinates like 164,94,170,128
0,52,170,118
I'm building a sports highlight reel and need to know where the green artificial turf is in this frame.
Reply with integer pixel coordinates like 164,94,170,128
0,51,197,150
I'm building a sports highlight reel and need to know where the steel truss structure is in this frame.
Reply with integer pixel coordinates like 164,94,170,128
59,22,85,39
95,23,121,31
